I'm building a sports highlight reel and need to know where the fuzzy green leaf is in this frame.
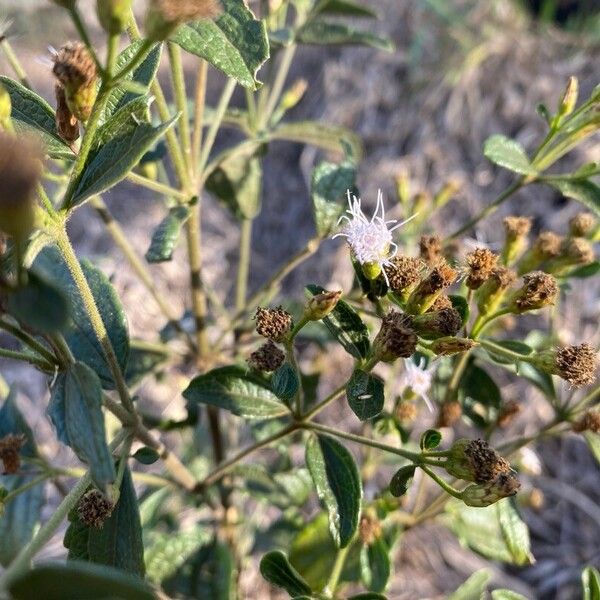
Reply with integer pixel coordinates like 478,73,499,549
360,538,391,593
483,135,538,176
496,498,534,566
491,591,528,600
145,205,190,263
420,429,442,450
550,179,600,217
306,433,362,548
272,362,300,404
346,369,385,421
582,566,600,600
172,0,269,90
314,0,378,18
125,340,170,386
183,366,291,419
298,21,393,51
260,550,313,597
448,569,490,600
389,465,416,498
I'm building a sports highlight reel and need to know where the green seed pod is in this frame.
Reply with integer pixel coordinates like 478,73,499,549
96,0,133,34
475,266,516,315
558,76,578,118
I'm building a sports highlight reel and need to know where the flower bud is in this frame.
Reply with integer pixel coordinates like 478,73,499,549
279,79,308,112
96,0,133,34
517,231,563,275
572,410,600,433
546,237,595,274
430,337,477,356
569,212,596,238
429,294,453,311
433,178,461,209
0,132,42,239
55,83,80,144
507,271,558,314
0,83,11,127
460,472,521,507
558,76,578,117
436,400,462,427
145,0,221,41
247,341,285,373
77,489,114,528
383,255,422,300
475,266,516,315
254,306,293,343
412,307,462,340
532,343,597,387
497,399,521,428
0,434,26,474
304,290,341,321
501,216,531,266
405,260,457,314
361,261,382,281
445,438,510,483
465,247,498,290
359,511,382,545
52,42,98,121
372,310,417,362
419,235,442,266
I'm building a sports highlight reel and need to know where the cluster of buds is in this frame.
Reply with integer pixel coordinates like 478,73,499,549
77,489,115,528
145,0,221,41
476,266,516,315
531,343,597,387
0,433,26,474
464,248,498,290
254,306,293,343
303,289,341,321
404,260,458,314
372,310,418,362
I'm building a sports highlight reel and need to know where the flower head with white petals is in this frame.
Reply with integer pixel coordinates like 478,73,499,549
399,358,435,411
333,190,414,283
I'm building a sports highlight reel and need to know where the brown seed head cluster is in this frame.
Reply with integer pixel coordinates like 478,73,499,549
560,237,594,265
420,261,458,295
77,489,114,528
395,400,417,423
497,399,521,428
503,216,532,240
436,400,462,427
359,513,382,545
572,410,600,433
429,294,453,311
373,310,417,362
447,438,511,484
412,307,462,339
0,433,26,474
510,271,558,313
383,255,421,294
465,247,498,289
254,306,293,343
247,341,285,373
52,42,96,91
150,0,221,22
556,343,597,387
534,231,562,259
569,212,595,237
419,235,442,265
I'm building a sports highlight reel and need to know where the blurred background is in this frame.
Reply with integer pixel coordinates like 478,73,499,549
1,1,600,598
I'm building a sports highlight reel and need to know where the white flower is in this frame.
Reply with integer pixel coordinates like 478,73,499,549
333,190,414,282
399,358,435,411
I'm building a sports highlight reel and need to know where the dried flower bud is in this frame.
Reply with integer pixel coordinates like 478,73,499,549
507,271,558,314
460,472,521,507
502,216,531,265
0,83,11,126
436,400,462,427
465,248,498,290
517,231,563,274
419,235,442,266
569,213,596,238
412,307,462,340
97,0,133,34
405,260,457,314
572,410,600,433
52,42,98,121
533,343,597,387
476,266,516,315
254,306,293,343
395,400,417,424
0,132,42,239
546,237,595,274
247,341,285,373
372,310,417,362
383,255,421,299
77,489,114,528
0,434,26,474
446,438,510,483
429,294,453,311
558,76,578,117
55,83,80,144
304,290,341,321
359,511,382,545
525,488,545,510
497,399,521,428
430,337,477,356
279,79,308,111
145,0,221,41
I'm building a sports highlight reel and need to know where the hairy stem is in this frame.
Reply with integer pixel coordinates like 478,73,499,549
235,218,253,312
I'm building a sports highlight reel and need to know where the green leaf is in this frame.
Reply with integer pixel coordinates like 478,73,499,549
346,369,385,421
306,284,370,359
305,433,362,548
449,295,469,325
33,246,129,390
568,261,600,278
298,21,394,51
64,466,144,576
260,550,313,597
8,561,155,600
0,76,73,160
132,447,160,465
583,566,600,600
7,270,70,334
311,159,356,236
389,465,416,498
183,366,291,419
583,432,600,465
63,362,116,489
420,429,442,450
145,205,190,263
483,135,538,176
447,569,490,600
360,538,391,593
491,591,529,600
0,391,44,567
314,0,378,18
125,340,170,387
550,179,600,217
496,498,534,566
459,363,502,427
272,362,300,404
172,0,269,90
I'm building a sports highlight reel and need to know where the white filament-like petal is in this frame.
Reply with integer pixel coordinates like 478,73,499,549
399,358,435,412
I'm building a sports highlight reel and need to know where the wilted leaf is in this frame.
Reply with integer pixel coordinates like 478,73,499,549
389,465,416,498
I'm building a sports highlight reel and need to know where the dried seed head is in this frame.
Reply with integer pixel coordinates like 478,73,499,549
359,512,382,545
430,337,477,356
304,290,342,321
247,341,285,373
77,489,114,528
446,438,510,483
55,83,80,144
395,400,417,423
555,344,597,387
572,410,600,433
372,310,417,362
465,247,498,289
476,266,516,315
460,471,521,507
569,212,596,237
497,399,521,428
146,0,221,40
412,307,462,339
560,237,594,265
0,132,42,239
254,306,293,343
502,216,532,265
405,260,457,314
419,235,442,266
534,231,563,258
508,271,558,313
436,400,462,427
429,294,453,311
383,255,422,296
0,433,26,474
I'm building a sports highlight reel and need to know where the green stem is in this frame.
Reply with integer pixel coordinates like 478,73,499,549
0,39,31,88
113,39,154,81
2,474,49,506
420,465,463,499
325,541,352,596
0,318,58,366
235,218,253,312
126,172,188,199
192,60,208,174
0,346,52,373
68,7,103,74
105,33,120,79
478,339,532,363
301,385,346,422
261,44,297,126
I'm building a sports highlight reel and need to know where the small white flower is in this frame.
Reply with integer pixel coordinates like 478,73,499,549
333,190,414,282
399,357,435,411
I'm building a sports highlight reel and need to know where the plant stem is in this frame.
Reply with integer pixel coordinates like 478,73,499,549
113,39,154,81
126,172,188,199
262,44,297,126
420,465,463,499
68,7,103,73
0,318,58,366
192,60,208,174
301,385,346,421
478,339,532,363
325,541,352,595
0,39,31,88
235,218,253,312
2,474,49,506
